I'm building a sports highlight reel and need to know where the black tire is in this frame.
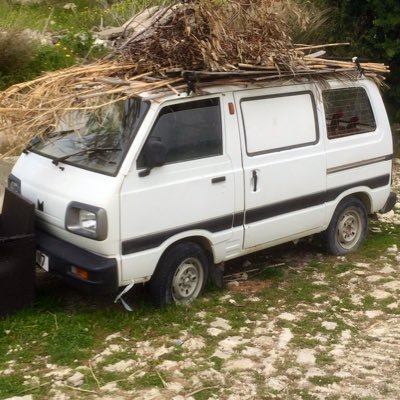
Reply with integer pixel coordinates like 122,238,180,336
149,242,209,307
322,197,368,256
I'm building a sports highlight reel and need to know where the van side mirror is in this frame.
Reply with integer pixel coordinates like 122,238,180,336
138,138,167,177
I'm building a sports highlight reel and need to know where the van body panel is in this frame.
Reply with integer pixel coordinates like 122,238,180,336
12,152,122,257
119,227,241,284
233,84,327,248
322,80,393,215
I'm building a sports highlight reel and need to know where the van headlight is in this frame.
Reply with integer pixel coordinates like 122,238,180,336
65,202,107,240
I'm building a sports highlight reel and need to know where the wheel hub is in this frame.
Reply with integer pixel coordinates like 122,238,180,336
172,258,203,303
337,210,361,249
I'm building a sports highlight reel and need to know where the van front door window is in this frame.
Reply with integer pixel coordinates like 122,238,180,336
137,97,222,168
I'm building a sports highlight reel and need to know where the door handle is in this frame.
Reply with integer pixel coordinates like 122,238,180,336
252,170,258,192
211,176,226,184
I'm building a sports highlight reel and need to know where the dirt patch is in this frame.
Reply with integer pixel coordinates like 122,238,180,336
227,279,273,294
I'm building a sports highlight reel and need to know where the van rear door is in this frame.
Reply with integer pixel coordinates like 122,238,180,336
234,85,327,249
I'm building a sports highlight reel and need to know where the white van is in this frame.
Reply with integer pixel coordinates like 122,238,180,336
8,77,397,305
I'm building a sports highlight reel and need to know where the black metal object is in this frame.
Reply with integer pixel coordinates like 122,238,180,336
0,188,35,316
36,229,118,295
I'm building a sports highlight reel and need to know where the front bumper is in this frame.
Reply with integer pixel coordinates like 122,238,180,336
379,191,398,214
36,229,118,295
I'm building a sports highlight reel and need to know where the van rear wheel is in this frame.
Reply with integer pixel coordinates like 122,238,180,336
150,242,208,306
322,197,368,256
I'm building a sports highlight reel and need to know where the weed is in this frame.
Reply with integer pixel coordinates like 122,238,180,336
194,387,219,400
308,375,342,386
134,372,164,388
315,352,336,366
362,295,376,309
0,373,25,399
293,389,319,399
210,356,223,371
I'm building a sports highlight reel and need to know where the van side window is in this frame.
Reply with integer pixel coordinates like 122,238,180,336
137,98,222,168
323,87,376,139
240,91,318,155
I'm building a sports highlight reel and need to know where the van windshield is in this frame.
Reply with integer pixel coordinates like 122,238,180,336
30,98,149,176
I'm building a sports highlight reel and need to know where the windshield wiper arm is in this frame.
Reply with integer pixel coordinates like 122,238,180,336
52,147,121,166
48,129,75,138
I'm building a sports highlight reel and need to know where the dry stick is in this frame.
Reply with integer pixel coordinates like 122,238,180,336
18,381,52,394
41,7,54,35
166,84,181,96
63,385,98,394
224,268,260,279
251,70,357,82
304,50,326,59
107,2,177,58
1,63,139,98
3,76,153,112
88,361,101,389
294,42,350,51
77,77,184,101
157,371,167,388
186,386,219,397
106,370,143,385
77,87,137,100
238,63,278,70
29,86,106,108
121,6,161,38
47,311,59,330
0,69,150,112
304,57,389,72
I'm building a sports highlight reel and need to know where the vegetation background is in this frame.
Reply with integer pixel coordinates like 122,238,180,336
299,0,400,125
0,0,399,125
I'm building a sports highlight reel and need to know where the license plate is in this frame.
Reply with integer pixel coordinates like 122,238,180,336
36,251,49,272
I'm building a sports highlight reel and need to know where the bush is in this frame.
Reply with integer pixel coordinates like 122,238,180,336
0,30,38,89
0,30,36,76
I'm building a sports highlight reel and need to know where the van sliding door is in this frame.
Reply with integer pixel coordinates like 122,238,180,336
234,86,327,249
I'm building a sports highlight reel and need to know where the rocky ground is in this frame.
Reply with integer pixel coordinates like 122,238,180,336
1,161,400,400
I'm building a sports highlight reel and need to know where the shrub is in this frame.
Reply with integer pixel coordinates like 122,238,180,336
0,30,38,89
0,30,35,76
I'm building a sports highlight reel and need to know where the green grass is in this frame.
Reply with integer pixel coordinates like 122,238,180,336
0,0,161,89
0,374,25,399
134,372,164,389
0,0,169,32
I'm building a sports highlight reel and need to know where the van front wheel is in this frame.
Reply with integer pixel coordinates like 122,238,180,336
150,242,208,306
323,198,368,256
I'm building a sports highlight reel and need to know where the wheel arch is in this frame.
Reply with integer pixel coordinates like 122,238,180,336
338,192,372,214
159,235,214,266
322,193,369,255
149,236,213,306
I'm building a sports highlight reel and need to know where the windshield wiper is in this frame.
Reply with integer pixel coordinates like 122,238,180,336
52,147,121,166
47,129,75,138
22,137,41,154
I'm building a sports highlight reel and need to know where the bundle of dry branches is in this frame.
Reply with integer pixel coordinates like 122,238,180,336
0,0,390,157
117,0,299,72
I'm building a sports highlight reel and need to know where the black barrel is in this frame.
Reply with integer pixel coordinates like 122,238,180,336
0,188,35,316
